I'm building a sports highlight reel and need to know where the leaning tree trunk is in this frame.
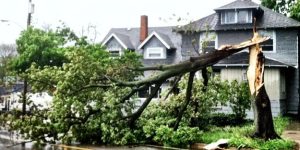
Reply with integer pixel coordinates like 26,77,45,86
247,32,280,140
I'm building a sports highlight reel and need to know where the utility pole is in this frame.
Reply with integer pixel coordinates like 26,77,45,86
22,0,34,121
22,1,34,148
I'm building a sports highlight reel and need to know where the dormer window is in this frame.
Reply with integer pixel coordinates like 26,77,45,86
108,47,121,57
144,47,166,59
221,10,252,24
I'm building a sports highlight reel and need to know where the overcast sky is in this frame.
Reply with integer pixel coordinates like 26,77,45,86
0,0,260,44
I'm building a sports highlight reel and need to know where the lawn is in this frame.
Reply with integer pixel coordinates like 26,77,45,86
197,117,295,150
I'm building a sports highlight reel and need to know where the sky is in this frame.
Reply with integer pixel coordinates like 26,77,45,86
0,0,260,44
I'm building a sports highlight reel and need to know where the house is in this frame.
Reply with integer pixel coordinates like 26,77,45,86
101,0,300,118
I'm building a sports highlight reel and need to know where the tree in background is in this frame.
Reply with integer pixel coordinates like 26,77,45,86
290,1,300,21
0,44,17,85
9,25,81,116
261,0,300,21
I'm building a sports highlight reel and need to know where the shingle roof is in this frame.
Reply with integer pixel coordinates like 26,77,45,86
102,26,180,50
214,51,291,67
215,0,259,10
102,27,182,66
114,33,134,50
179,0,300,32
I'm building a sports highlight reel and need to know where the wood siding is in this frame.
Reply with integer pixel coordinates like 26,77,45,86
219,68,283,118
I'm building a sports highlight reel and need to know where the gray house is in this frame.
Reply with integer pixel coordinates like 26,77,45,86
102,0,300,117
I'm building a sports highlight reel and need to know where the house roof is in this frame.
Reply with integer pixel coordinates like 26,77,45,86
215,0,259,10
138,31,175,49
102,33,134,50
214,51,292,68
102,26,180,50
179,0,300,32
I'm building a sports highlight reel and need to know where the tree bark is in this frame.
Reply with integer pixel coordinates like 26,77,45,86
247,33,279,140
252,85,280,139
174,71,195,130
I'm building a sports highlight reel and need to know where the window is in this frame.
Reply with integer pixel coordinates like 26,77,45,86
200,32,216,53
261,39,273,51
221,10,252,24
203,41,215,53
237,10,252,23
221,10,236,24
138,88,149,98
137,86,162,98
258,30,275,52
108,47,121,57
144,47,166,59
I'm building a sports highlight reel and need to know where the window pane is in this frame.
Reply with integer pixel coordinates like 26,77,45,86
138,89,149,98
238,10,248,23
149,53,161,57
150,86,161,98
110,51,120,57
203,41,215,53
226,11,236,23
145,48,165,59
261,39,273,51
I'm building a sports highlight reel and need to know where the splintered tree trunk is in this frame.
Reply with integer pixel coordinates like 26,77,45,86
247,33,280,140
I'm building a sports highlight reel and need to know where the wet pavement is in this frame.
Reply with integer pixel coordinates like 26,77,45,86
282,119,300,149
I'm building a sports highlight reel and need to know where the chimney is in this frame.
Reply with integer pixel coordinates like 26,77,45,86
140,15,148,42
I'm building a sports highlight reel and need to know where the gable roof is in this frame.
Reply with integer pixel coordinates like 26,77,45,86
214,51,292,68
102,26,180,50
215,0,259,10
179,0,300,32
138,31,175,49
102,33,134,50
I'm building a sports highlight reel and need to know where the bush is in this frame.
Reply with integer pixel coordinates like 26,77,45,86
153,125,202,148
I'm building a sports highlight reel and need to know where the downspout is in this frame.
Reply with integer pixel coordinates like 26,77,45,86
297,29,300,118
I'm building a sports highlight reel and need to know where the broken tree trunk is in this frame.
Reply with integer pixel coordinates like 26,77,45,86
247,32,280,140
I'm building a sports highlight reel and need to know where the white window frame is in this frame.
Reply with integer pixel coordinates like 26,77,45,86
144,47,166,59
221,10,237,24
258,30,276,53
221,10,252,24
108,47,122,57
199,32,217,53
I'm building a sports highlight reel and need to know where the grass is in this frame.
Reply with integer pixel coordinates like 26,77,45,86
198,117,295,150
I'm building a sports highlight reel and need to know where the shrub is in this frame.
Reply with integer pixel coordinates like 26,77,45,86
153,125,202,148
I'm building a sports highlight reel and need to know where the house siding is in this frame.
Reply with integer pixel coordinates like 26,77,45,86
216,29,299,114
219,68,283,118
141,36,177,66
265,29,298,66
217,30,252,46
106,37,124,51
181,33,200,60
286,68,299,114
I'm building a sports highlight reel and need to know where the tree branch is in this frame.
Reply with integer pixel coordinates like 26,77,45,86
124,82,163,127
162,75,182,101
173,71,195,130
107,37,269,87
120,84,149,103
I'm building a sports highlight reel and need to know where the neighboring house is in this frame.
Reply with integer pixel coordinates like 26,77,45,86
0,84,23,111
102,0,300,118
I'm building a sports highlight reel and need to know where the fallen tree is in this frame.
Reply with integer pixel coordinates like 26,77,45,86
17,25,280,143
73,30,279,140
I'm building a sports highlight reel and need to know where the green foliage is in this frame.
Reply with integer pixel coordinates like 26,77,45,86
153,126,202,148
138,75,251,147
227,80,251,119
261,0,300,21
290,1,300,21
10,27,72,73
0,44,16,84
26,48,142,144
199,117,294,150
